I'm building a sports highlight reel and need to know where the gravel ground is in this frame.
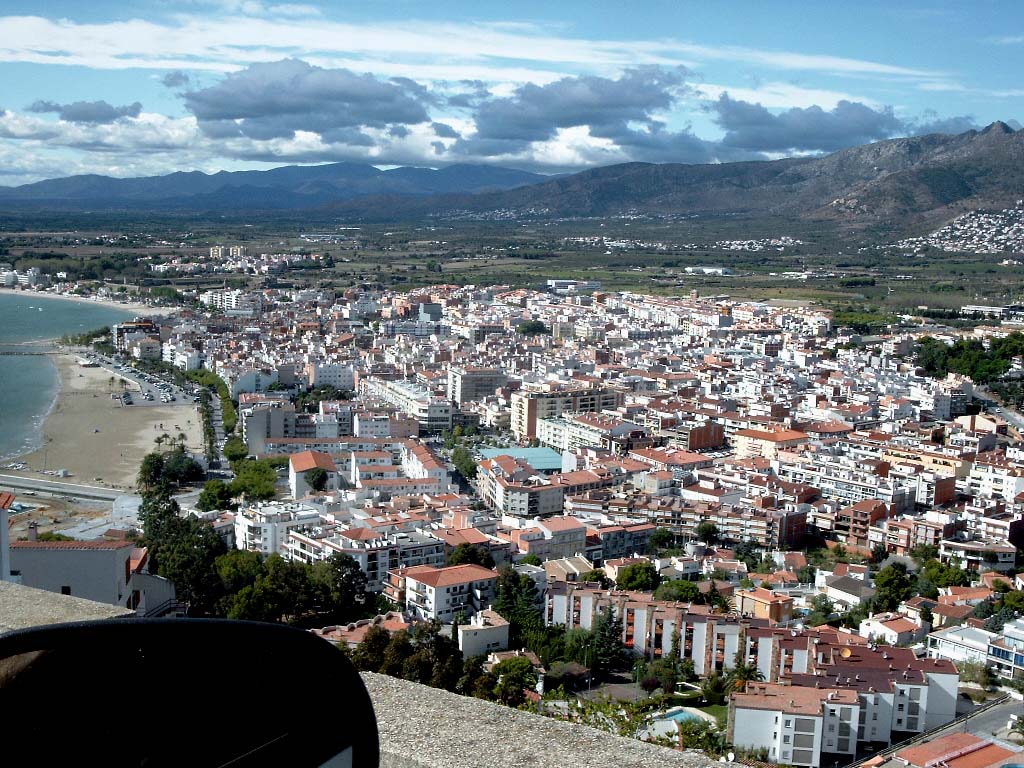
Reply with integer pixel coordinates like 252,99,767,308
362,672,718,768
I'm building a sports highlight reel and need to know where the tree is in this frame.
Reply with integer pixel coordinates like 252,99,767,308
197,478,235,512
516,320,548,336
230,458,279,500
492,656,537,706
581,569,611,588
457,655,489,696
647,657,678,693
215,549,265,595
920,604,934,626
870,544,889,565
137,452,166,492
494,565,542,646
696,522,720,545
916,574,940,600
451,445,478,479
959,660,996,688
590,606,625,676
380,631,413,677
699,671,727,705
139,488,227,614
305,467,329,492
797,565,817,584
678,719,726,756
312,553,368,623
727,651,765,691
223,436,249,462
518,554,542,566
353,625,391,672
874,563,914,612
35,531,74,542
806,594,835,626
654,579,701,603
615,561,661,591
1002,590,1024,614
162,447,203,485
640,676,662,696
910,544,939,565
648,527,674,552
447,543,495,568
679,657,696,682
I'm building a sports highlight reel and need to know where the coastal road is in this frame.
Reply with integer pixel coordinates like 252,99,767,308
0,473,122,501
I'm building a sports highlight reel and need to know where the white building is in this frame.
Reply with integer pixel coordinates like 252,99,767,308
730,685,859,768
9,540,175,615
359,377,452,433
394,564,498,622
233,502,322,557
926,624,996,666
457,609,510,659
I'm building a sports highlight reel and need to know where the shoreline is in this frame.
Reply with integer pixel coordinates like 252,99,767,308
3,352,205,490
0,287,178,317
0,352,62,463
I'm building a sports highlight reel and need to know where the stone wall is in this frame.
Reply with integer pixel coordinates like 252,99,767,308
363,672,717,768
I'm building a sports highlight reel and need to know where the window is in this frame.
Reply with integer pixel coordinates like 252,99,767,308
828,724,835,733
784,736,791,744
898,704,904,712
872,713,878,721
785,719,792,727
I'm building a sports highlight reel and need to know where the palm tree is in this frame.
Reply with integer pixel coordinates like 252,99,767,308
726,659,765,692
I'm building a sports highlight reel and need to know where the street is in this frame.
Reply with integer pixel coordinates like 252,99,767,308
0,472,123,501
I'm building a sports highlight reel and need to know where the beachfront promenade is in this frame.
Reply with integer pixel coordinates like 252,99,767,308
0,473,122,501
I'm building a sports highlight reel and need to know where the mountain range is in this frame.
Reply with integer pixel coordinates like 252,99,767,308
0,163,547,210
1,123,1022,232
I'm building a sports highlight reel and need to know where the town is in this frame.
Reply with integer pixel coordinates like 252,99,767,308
3,273,1024,768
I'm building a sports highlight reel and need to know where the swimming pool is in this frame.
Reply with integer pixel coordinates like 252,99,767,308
659,707,702,723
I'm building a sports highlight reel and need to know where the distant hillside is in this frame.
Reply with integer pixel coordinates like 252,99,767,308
324,122,1024,230
0,162,548,210
2,124,1022,234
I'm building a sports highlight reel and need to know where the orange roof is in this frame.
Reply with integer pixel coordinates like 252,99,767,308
735,428,809,442
11,540,134,550
897,733,1015,768
407,564,498,587
0,492,15,510
289,450,337,473
880,617,919,634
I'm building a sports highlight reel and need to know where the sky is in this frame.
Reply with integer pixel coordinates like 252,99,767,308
0,1,1022,185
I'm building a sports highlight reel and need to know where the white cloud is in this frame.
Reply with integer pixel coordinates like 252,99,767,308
695,82,878,110
0,13,939,86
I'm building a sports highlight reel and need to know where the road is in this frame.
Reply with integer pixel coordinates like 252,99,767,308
0,473,123,501
936,698,1021,740
975,388,1024,434
845,699,1023,768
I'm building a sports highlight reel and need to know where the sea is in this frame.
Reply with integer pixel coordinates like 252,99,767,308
0,292,138,460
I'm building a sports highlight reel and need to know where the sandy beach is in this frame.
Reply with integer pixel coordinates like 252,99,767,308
0,287,178,316
7,353,205,490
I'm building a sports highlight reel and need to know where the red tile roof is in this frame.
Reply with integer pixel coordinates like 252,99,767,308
11,540,134,550
289,450,337,473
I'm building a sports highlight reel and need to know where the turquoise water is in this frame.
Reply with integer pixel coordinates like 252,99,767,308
661,709,701,723
0,292,138,460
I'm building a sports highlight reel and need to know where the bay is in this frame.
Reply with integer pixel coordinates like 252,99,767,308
0,292,138,460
